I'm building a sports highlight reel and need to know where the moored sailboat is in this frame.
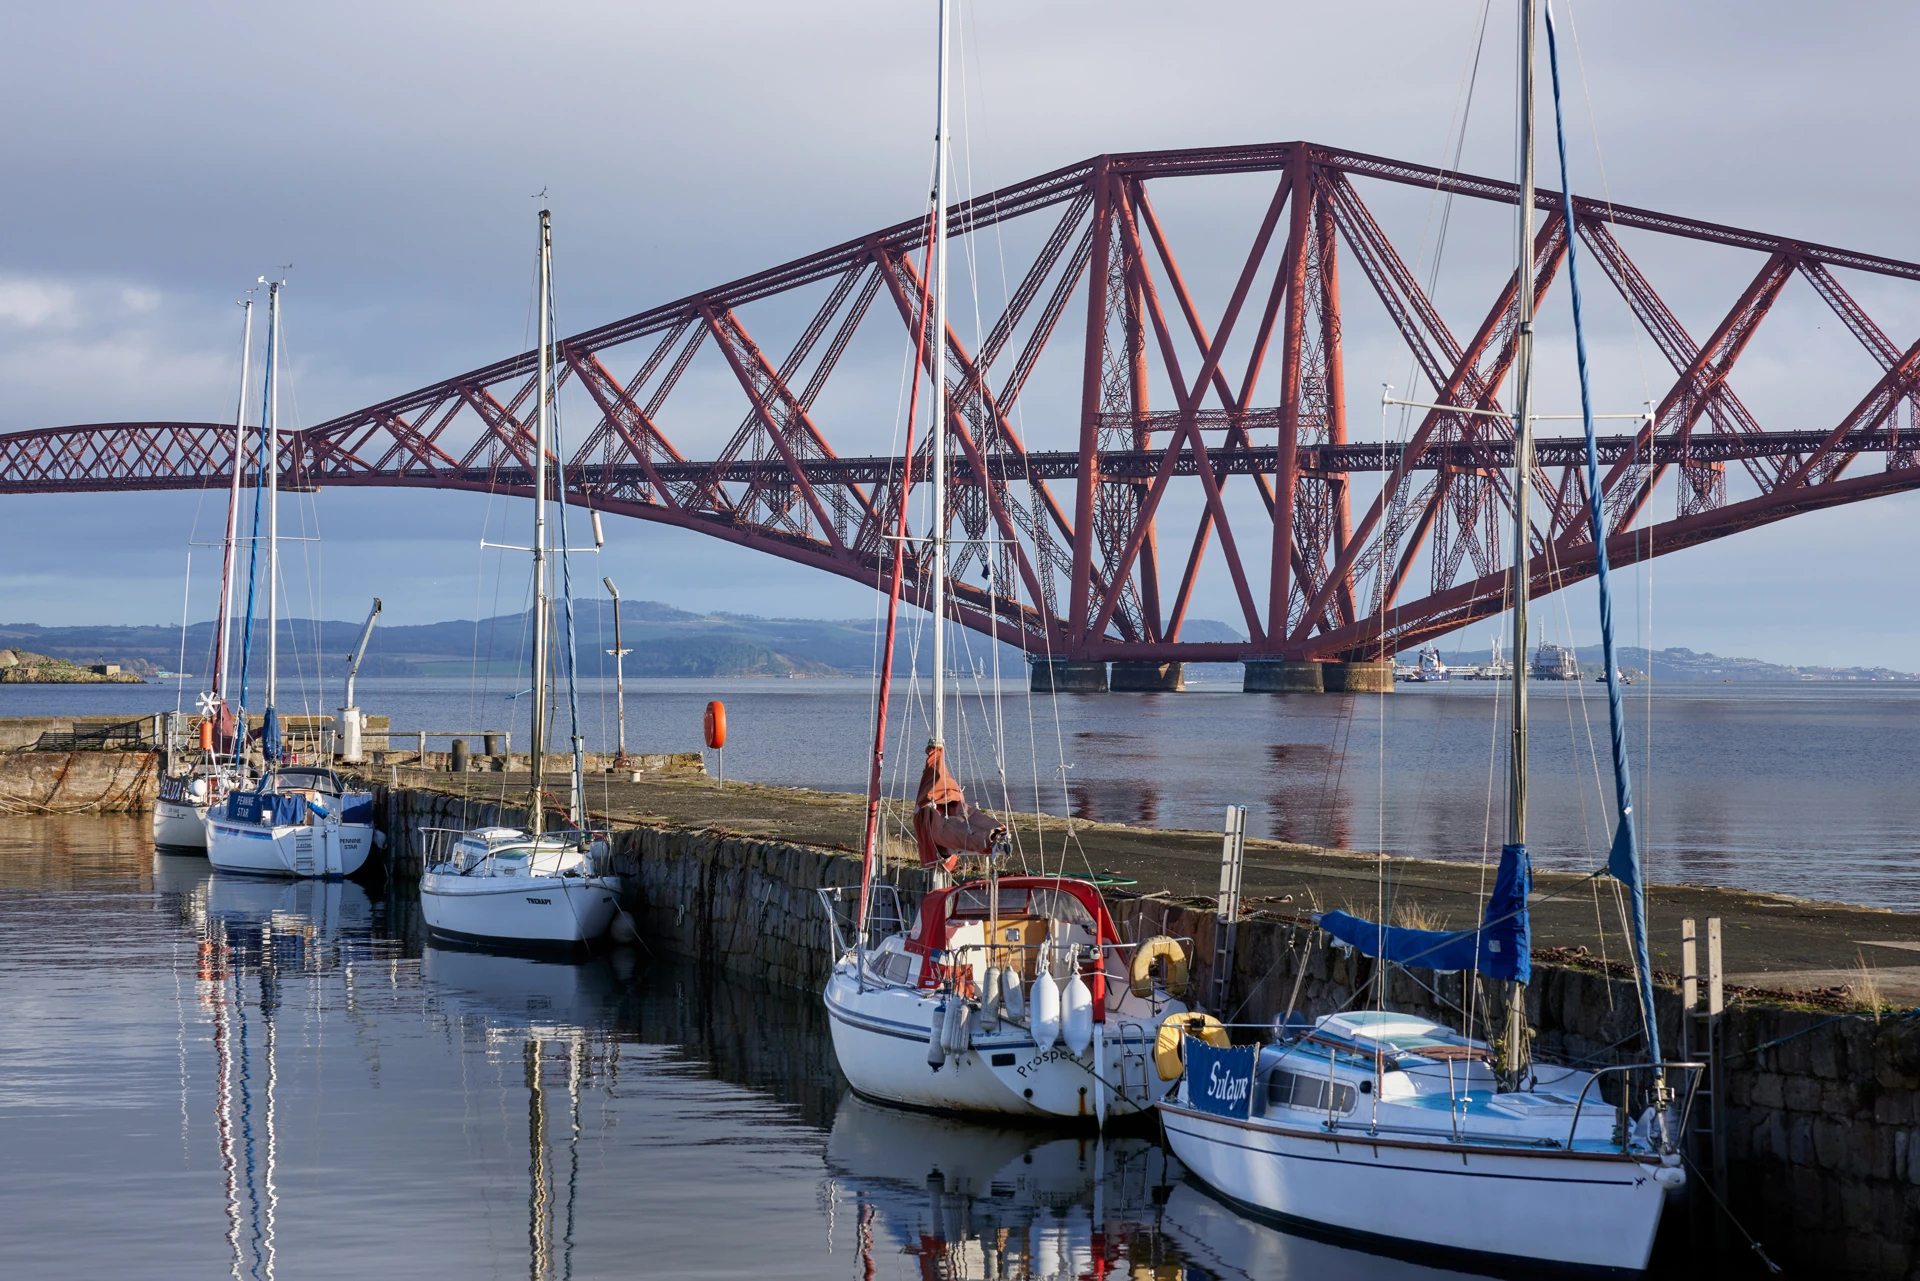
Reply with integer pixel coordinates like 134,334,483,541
418,208,618,949
205,280,377,878
819,0,1192,1126
154,295,258,853
1159,4,1695,1272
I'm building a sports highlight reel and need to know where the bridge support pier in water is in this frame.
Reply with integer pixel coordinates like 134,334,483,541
1109,661,1184,692
1243,659,1324,694
1324,660,1394,693
1029,658,1109,693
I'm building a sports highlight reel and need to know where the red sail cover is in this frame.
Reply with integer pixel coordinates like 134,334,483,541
913,744,1005,866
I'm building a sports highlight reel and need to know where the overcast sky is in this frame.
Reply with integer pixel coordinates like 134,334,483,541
4,1,1919,667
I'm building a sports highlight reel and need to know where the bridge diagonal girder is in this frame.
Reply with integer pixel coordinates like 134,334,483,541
11,139,1920,668
1575,220,1783,496
873,242,1069,645
1085,170,1272,649
1587,252,1796,541
1295,212,1571,650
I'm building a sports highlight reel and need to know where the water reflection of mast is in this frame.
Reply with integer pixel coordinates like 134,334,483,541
209,946,244,1281
261,968,281,1281
526,1039,551,1281
208,913,281,1281
523,1034,586,1281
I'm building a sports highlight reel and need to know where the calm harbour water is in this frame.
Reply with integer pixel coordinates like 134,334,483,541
9,674,1920,908
0,819,1528,1280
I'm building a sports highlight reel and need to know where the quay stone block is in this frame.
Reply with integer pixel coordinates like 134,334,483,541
1815,1116,1851,1171
1814,1027,1843,1080
1750,1072,1786,1110
1789,1114,1817,1167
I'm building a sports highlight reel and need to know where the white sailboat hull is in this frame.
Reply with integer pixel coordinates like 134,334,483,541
823,965,1174,1123
153,798,210,852
1159,1101,1669,1275
205,816,373,878
420,871,618,945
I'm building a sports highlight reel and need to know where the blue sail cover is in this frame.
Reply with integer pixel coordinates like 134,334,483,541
1318,842,1532,984
261,707,282,764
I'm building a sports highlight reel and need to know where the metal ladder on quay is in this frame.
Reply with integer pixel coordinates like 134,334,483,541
1679,916,1729,1253
1211,806,1248,1012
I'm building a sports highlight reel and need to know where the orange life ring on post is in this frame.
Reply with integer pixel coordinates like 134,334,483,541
704,701,727,749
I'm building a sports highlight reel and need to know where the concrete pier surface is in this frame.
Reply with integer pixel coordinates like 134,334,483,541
397,767,1920,1005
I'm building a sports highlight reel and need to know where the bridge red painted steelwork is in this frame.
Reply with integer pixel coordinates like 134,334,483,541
8,141,1920,672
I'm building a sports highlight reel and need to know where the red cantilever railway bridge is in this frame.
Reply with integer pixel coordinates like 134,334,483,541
7,141,1920,682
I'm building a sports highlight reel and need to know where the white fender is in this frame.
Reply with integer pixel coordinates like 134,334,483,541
942,997,968,1056
927,1002,947,1069
979,967,1002,1032
1032,969,1061,1051
1002,969,1025,1021
1062,971,1093,1056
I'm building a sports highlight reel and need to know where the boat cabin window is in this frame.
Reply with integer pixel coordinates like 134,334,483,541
269,768,342,796
1267,1069,1357,1115
1026,887,1096,930
950,886,1029,917
876,951,916,985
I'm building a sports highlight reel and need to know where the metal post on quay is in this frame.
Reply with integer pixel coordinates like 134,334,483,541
603,577,631,769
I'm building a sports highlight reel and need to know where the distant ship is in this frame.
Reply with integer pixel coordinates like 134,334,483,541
1531,641,1581,680
1408,644,1450,682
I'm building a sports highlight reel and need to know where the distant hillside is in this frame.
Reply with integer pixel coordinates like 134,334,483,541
6,612,1906,684
0,603,1032,681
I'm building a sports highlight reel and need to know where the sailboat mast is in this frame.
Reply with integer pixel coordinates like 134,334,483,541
530,209,553,838
215,299,254,704
1507,0,1536,854
264,282,282,712
928,0,951,748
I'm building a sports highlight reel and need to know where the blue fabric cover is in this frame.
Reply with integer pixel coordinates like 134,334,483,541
227,790,306,827
341,795,373,824
261,707,282,765
1318,842,1532,984
1186,1039,1256,1120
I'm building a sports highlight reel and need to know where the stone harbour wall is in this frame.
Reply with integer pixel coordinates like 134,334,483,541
378,784,1920,1280
0,750,160,814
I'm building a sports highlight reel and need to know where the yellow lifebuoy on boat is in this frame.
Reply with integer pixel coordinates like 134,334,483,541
1154,1012,1228,1081
1129,935,1190,998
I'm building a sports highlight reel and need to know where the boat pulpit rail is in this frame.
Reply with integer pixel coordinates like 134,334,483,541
816,883,910,955
1564,1060,1706,1152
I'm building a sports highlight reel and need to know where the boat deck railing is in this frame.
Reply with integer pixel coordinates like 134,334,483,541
1564,1060,1706,1152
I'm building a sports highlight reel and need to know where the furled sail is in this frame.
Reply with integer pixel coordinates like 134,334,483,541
1545,2,1660,1067
1316,841,1532,984
260,706,281,765
913,744,1005,867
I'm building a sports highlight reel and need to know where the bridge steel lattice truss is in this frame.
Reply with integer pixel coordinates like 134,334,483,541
9,141,1920,664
